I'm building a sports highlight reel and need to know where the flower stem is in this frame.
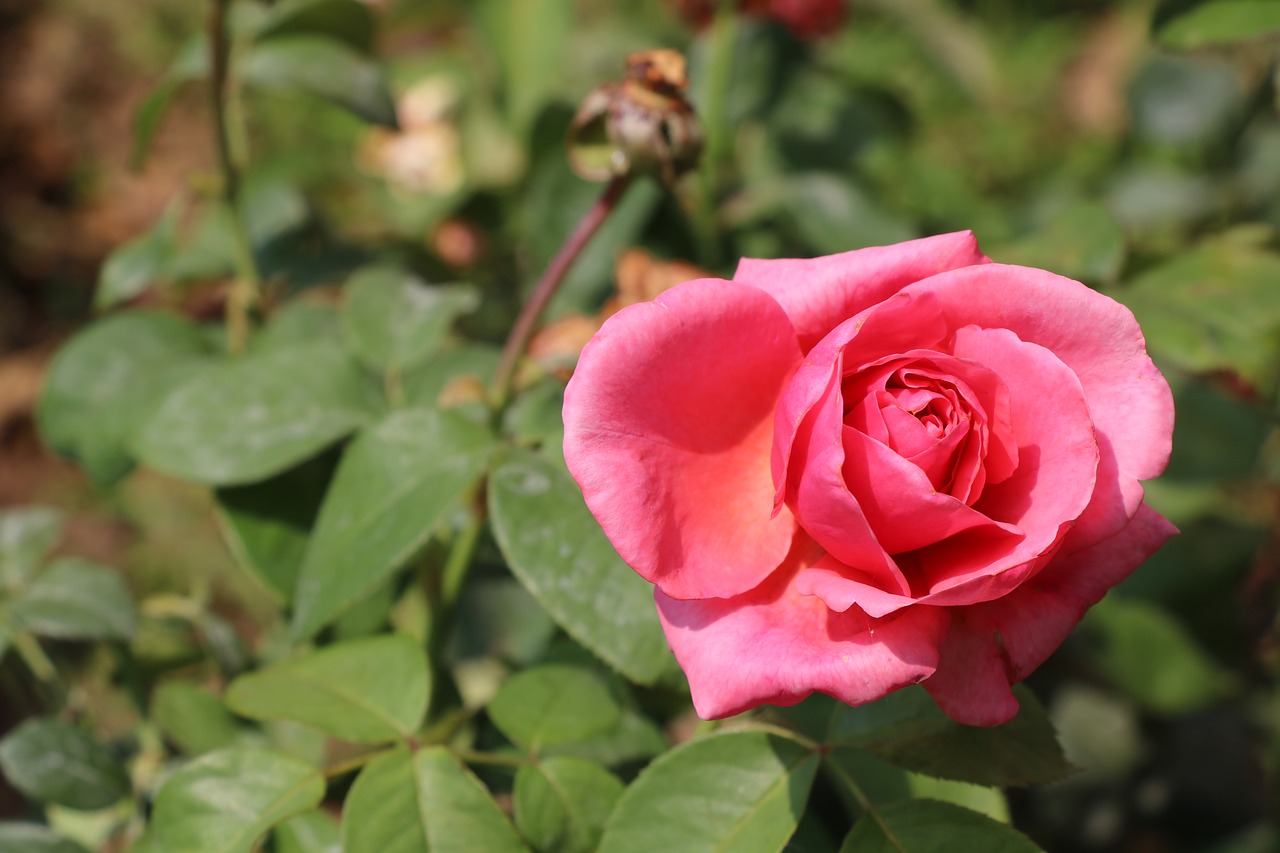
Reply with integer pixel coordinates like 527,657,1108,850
210,0,262,356
489,175,633,413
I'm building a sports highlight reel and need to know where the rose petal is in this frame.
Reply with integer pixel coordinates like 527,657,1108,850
734,231,991,350
563,278,802,600
911,264,1174,539
655,537,951,719
922,504,1177,725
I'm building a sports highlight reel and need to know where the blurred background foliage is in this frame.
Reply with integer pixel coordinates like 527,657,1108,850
0,0,1279,851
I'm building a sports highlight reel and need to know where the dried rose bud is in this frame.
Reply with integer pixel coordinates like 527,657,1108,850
567,49,703,184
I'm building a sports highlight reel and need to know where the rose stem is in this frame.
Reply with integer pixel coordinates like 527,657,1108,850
489,174,633,415
210,0,262,356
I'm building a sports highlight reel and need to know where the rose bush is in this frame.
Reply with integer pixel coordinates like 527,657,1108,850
562,232,1175,726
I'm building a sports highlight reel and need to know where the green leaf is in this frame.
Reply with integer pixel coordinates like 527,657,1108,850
38,311,210,487
148,748,324,853
1157,0,1280,49
839,799,1041,853
274,810,341,853
489,665,621,750
215,450,337,601
598,729,819,853
8,558,136,641
487,449,674,685
473,0,571,137
252,302,344,354
134,342,375,486
400,343,502,409
241,36,397,127
830,686,1074,787
340,746,526,852
545,707,668,769
1117,228,1280,389
989,200,1126,286
1082,596,1230,713
341,266,479,373
515,756,623,853
151,682,247,757
0,507,63,592
225,634,428,744
0,823,90,853
0,719,130,810
95,202,182,309
133,35,209,169
256,0,376,54
291,407,495,638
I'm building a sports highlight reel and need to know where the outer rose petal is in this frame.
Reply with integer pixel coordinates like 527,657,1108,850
563,278,803,600
909,264,1175,551
734,231,991,350
922,505,1177,725
655,538,950,718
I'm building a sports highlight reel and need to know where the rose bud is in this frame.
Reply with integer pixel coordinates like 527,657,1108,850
563,232,1176,726
673,0,847,40
566,49,703,185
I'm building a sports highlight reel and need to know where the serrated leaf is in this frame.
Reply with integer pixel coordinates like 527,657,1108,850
489,665,621,750
95,202,182,309
8,558,136,641
274,810,341,853
0,823,90,853
341,266,479,373
0,719,130,810
598,729,819,853
215,450,337,601
340,746,526,852
515,757,623,853
487,449,674,685
291,407,494,638
241,36,397,127
256,0,375,54
1157,0,1280,49
0,507,63,592
225,634,427,743
839,799,1041,852
148,748,324,853
38,311,210,487
151,682,247,757
832,686,1073,787
134,342,375,486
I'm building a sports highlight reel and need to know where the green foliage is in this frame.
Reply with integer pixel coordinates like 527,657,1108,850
0,719,130,810
143,748,325,853
290,407,496,638
340,746,526,852
12,1,1279,850
488,449,674,684
225,633,429,743
838,799,1042,852
598,729,819,853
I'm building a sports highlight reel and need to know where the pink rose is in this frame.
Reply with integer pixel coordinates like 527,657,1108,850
562,232,1175,726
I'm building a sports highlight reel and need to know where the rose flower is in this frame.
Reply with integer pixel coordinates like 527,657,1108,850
562,232,1175,726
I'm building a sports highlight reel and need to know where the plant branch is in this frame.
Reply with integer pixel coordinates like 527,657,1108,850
210,0,262,355
490,175,632,412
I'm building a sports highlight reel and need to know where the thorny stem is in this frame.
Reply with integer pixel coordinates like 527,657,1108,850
210,0,262,355
489,175,633,414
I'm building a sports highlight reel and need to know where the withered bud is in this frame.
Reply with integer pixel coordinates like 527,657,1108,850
567,49,703,185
